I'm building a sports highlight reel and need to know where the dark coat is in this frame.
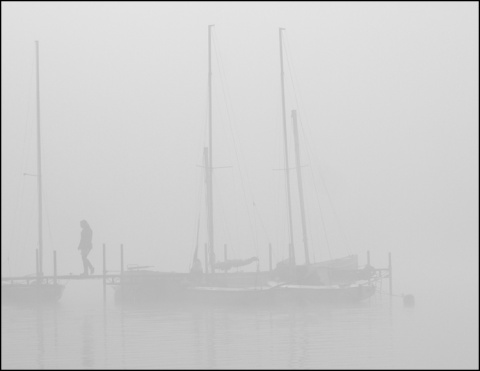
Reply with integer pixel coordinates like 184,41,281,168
78,225,93,251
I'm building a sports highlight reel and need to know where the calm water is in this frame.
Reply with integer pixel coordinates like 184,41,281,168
1,280,478,369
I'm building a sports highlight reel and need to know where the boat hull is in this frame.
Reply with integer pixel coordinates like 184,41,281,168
272,283,376,304
1,283,64,304
112,279,375,306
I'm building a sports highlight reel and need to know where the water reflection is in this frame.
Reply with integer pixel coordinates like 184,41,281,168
0,297,426,369
36,307,44,369
82,314,94,368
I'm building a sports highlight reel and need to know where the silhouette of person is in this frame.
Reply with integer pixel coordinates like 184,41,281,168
78,220,94,276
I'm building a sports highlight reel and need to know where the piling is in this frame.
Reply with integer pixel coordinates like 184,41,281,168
36,249,39,284
388,252,392,296
119,244,124,301
103,243,106,303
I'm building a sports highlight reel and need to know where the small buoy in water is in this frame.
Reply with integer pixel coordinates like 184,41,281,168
403,294,415,307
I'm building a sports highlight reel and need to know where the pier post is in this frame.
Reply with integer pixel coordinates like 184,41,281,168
103,243,106,303
53,250,57,285
388,252,392,296
36,249,39,285
367,250,370,266
269,243,272,272
120,244,124,301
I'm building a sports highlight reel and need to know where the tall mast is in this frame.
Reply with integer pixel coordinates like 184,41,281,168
203,147,210,274
207,25,215,272
279,28,295,268
292,110,310,264
35,40,44,276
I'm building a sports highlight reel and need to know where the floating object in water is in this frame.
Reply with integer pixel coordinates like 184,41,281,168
403,294,415,307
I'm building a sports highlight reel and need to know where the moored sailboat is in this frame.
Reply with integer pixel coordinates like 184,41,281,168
271,28,376,303
113,27,385,306
183,25,273,303
2,41,65,304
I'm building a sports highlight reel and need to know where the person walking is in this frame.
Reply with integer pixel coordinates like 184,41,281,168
78,219,94,276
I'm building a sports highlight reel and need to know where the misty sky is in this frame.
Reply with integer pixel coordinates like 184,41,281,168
1,2,478,295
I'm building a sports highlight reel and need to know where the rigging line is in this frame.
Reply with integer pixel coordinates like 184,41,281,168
284,34,352,257
252,200,270,247
16,55,37,269
187,44,211,273
189,154,206,271
212,30,257,251
284,64,334,260
22,53,36,174
276,172,286,261
212,31,254,230
298,109,352,256
9,170,27,267
8,55,37,264
283,34,348,258
227,167,241,260
19,193,37,272
271,95,287,262
279,34,297,259
201,84,209,153
254,202,269,259
272,111,286,262
43,187,55,256
213,173,233,251
187,86,209,272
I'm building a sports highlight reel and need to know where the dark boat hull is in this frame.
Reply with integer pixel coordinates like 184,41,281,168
1,283,64,304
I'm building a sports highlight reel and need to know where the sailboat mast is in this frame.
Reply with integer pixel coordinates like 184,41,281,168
203,147,210,274
35,40,44,276
207,25,215,272
279,28,295,268
292,110,310,264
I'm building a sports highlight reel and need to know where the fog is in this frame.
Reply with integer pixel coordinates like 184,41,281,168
1,2,478,369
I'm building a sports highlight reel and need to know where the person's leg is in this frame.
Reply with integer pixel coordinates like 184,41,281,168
81,250,89,275
85,248,94,273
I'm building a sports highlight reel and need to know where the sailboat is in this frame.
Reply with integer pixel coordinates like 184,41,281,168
2,41,65,303
182,25,274,305
271,28,375,303
112,27,381,305
112,26,272,305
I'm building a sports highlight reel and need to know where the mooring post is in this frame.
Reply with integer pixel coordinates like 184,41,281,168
388,252,392,296
103,243,106,303
269,243,272,272
36,249,39,285
120,243,124,300
53,250,57,285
